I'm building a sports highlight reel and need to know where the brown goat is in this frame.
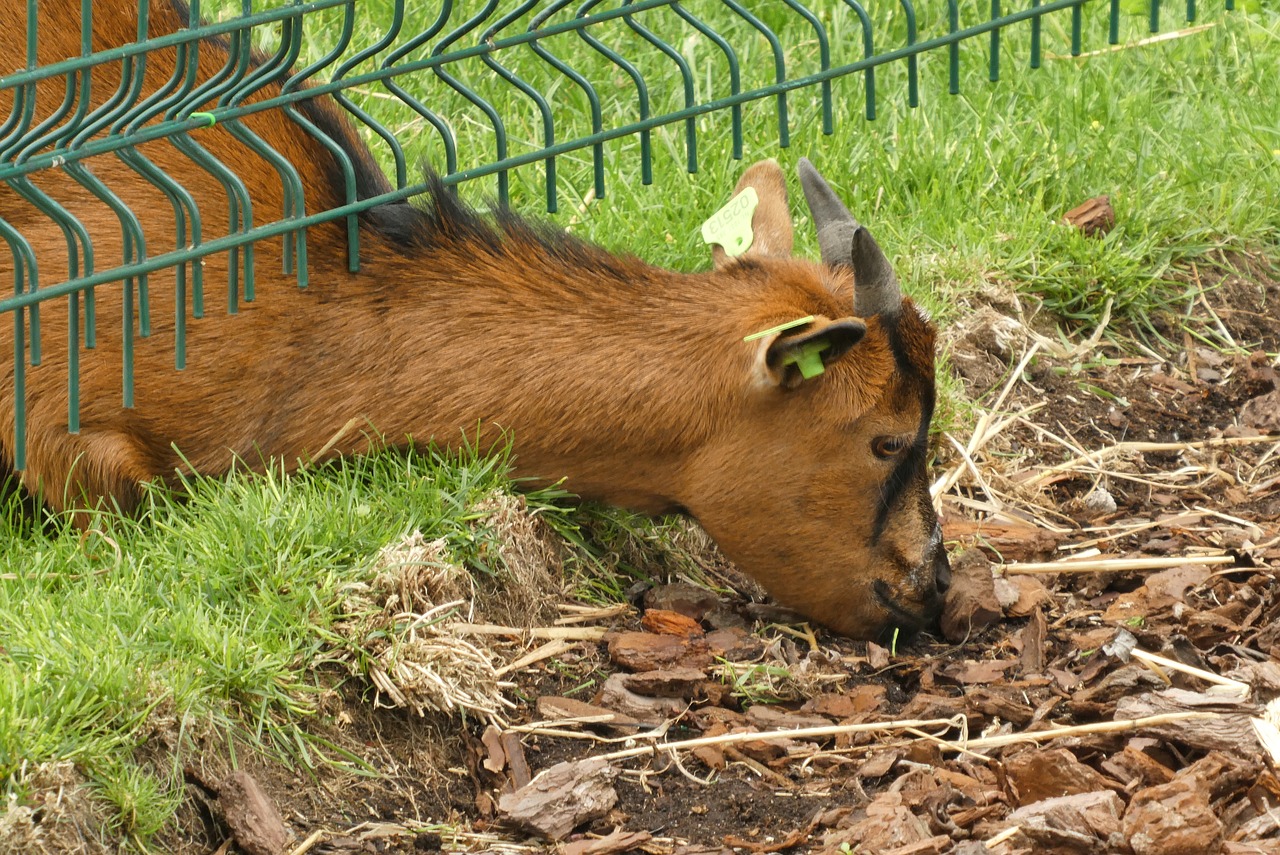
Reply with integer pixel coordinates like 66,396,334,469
0,0,949,639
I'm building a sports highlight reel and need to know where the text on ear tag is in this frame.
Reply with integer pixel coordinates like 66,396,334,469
700,186,758,257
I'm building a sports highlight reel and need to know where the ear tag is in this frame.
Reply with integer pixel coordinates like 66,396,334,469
783,340,831,379
701,186,758,257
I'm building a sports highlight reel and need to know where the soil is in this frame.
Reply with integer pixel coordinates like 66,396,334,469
5,252,1280,855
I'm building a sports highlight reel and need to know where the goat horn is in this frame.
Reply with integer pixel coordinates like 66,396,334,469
797,158,902,318
798,157,859,269
850,226,902,318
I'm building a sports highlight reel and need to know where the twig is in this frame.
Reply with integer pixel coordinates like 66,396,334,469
903,726,991,763
494,638,574,677
938,712,1216,752
1045,23,1213,59
448,623,609,640
308,416,370,465
505,717,672,743
932,345,1044,500
1195,263,1239,349
1021,435,1279,489
944,432,1004,511
985,826,1022,847
555,603,630,625
1064,512,1203,551
1192,504,1265,532
595,717,965,762
1005,554,1236,574
288,830,327,855
1130,648,1251,697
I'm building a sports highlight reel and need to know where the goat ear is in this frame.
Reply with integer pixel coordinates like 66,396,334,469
756,318,867,389
708,159,794,270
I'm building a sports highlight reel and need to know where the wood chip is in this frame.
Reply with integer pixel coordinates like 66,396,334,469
1113,688,1258,752
1123,776,1224,855
1004,748,1113,805
1063,195,1115,236
606,631,712,671
218,771,290,855
641,608,704,637
496,757,618,841
561,828,653,855
940,548,1003,642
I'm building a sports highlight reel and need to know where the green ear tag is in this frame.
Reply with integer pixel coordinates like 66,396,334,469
700,186,759,257
784,340,830,379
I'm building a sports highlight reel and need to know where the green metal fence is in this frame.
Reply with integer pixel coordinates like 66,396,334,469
0,0,1237,470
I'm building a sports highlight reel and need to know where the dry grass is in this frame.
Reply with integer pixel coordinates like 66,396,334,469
0,762,114,855
332,492,572,723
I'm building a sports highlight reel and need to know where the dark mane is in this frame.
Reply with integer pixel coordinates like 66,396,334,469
362,173,643,280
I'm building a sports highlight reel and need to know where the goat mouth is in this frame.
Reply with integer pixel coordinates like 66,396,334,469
872,579,937,636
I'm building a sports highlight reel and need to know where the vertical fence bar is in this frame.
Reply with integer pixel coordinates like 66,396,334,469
1072,2,1084,56
990,0,1001,82
1031,0,1043,68
579,0,655,183
623,1,699,173
780,0,834,132
672,4,746,157
1,222,35,468
529,0,606,205
841,0,877,119
948,0,960,94
433,0,512,204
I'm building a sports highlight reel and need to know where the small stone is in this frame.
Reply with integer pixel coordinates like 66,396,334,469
1083,488,1117,517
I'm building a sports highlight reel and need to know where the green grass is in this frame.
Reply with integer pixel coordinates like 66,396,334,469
5,0,1280,847
0,449,535,838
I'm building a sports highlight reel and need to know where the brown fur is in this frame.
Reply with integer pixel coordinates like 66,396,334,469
0,0,945,638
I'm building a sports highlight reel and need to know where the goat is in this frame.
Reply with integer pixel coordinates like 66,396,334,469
0,0,949,639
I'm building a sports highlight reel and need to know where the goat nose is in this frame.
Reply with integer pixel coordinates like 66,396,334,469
933,545,952,594
928,521,951,593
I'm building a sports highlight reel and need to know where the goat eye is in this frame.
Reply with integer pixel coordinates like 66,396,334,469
872,436,909,459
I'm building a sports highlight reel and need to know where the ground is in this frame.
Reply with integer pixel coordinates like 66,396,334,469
7,253,1280,855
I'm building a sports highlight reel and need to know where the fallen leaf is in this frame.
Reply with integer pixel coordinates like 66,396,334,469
536,696,642,733
943,659,1016,685
1242,390,1280,432
643,583,721,621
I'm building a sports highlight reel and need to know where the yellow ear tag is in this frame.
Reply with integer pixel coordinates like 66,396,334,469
700,186,758,257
